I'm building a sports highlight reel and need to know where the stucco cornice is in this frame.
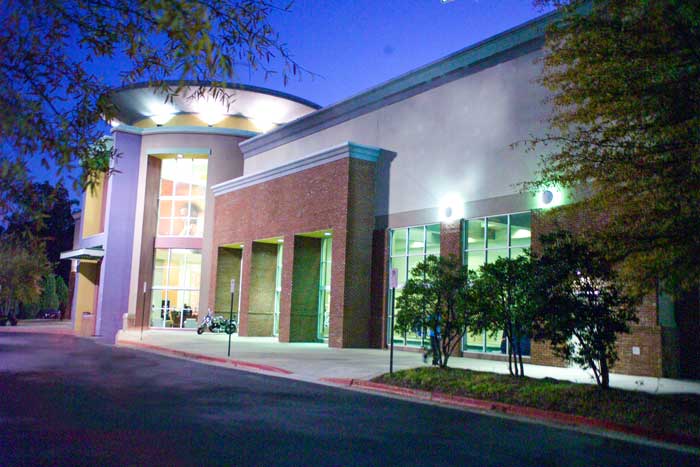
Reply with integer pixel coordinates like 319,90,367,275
212,142,381,197
112,124,259,138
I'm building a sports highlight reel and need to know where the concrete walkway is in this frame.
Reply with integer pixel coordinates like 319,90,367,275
114,328,700,395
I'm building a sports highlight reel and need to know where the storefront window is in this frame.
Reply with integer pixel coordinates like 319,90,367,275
463,212,532,355
150,248,202,328
157,158,207,237
388,224,440,347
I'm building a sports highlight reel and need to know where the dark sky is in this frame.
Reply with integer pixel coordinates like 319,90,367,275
31,0,549,199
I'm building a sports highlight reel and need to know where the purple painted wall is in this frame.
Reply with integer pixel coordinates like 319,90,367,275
97,130,142,342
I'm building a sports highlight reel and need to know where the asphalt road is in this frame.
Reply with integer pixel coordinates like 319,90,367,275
0,333,697,467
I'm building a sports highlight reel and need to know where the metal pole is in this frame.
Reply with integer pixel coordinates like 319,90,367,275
227,279,235,357
140,281,147,341
389,287,395,374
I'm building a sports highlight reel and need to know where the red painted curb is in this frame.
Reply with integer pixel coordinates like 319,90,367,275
229,359,293,375
318,377,354,386
351,381,700,448
118,340,292,375
352,380,432,400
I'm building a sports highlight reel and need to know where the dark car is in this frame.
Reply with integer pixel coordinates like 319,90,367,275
39,309,61,320
0,311,18,326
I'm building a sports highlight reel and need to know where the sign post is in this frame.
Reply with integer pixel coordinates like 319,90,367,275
227,279,236,357
140,281,147,341
389,268,398,374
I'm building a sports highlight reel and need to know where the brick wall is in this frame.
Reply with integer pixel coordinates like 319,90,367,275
211,155,377,348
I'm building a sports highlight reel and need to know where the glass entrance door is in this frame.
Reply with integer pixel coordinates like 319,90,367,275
317,238,332,340
273,243,283,337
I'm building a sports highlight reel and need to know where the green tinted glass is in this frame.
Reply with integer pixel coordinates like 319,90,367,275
486,216,508,249
391,229,407,256
466,330,484,350
391,256,407,287
408,255,424,280
466,219,486,250
510,212,531,248
408,227,425,256
486,248,508,264
425,224,441,255
466,249,485,272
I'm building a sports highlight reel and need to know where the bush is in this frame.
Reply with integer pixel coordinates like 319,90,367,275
533,231,638,389
470,254,538,377
395,255,475,368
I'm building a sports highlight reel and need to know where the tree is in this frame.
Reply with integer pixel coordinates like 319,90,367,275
0,240,51,318
470,255,538,377
3,182,76,283
395,255,475,368
527,0,700,296
0,0,305,213
533,230,638,388
39,275,60,312
56,276,70,317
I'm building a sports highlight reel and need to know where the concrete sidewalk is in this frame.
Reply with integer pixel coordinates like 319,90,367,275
115,328,700,395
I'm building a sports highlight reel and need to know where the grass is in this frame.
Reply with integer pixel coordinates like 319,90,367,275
373,367,700,438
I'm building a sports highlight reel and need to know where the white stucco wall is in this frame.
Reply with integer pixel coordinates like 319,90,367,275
243,48,551,218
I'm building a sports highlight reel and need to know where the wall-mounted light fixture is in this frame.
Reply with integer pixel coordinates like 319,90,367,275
537,186,565,209
438,193,465,223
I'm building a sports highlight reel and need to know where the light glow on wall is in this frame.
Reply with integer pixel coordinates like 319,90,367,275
150,113,174,125
438,193,465,223
147,101,177,126
194,97,227,126
247,100,284,132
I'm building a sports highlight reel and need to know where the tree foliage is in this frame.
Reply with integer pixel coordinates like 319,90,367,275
533,230,638,388
528,0,700,295
0,0,305,213
39,274,60,312
56,276,70,312
2,182,76,282
395,255,475,368
0,241,51,315
470,254,538,377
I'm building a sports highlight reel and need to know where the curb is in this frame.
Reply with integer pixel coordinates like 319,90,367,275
323,379,700,449
117,340,293,375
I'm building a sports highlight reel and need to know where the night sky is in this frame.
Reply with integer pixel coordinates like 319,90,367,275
30,0,549,197
251,0,549,106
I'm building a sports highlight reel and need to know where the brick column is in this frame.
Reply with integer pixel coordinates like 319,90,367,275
440,220,462,259
440,220,464,357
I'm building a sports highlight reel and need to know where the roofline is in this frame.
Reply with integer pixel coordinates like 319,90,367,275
110,80,321,111
240,8,564,158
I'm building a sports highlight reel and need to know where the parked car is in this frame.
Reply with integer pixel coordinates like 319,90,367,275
39,309,61,320
0,311,18,326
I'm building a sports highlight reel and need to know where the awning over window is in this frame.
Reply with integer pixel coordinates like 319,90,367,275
60,248,105,261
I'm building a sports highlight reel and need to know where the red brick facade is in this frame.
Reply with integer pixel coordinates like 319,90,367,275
211,153,378,348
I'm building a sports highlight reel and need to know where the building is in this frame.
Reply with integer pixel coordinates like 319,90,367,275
62,9,696,379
